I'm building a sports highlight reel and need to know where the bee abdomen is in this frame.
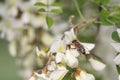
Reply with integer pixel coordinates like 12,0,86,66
77,45,86,54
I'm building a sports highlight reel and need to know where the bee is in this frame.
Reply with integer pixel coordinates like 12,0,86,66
72,40,86,55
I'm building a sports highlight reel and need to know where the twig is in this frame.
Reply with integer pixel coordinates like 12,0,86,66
73,0,85,21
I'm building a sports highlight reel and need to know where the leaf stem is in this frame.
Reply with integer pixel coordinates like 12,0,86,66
47,0,49,16
73,0,85,21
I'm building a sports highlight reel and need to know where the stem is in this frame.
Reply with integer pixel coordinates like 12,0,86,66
97,5,103,32
73,0,85,21
74,18,96,29
61,18,97,40
47,0,49,16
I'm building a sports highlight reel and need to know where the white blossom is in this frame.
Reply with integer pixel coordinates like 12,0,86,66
117,28,120,38
49,39,66,53
8,6,18,17
36,47,46,58
113,54,120,65
29,72,48,80
111,42,120,52
49,67,68,80
111,42,120,65
9,41,17,57
41,32,53,46
89,58,106,71
21,12,31,24
64,28,76,44
55,52,65,63
75,71,95,80
119,75,120,80
47,61,56,71
64,50,79,68
70,49,80,57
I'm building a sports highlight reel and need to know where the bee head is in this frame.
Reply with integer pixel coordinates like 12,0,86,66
72,40,79,46
72,40,77,43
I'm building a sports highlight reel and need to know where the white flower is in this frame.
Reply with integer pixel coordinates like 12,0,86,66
89,58,106,71
55,52,65,63
37,73,49,80
9,41,17,57
114,54,120,65
64,28,76,44
81,43,95,54
111,42,120,65
31,15,47,28
28,27,35,42
75,71,95,80
49,67,68,80
20,36,32,55
41,32,53,46
47,61,56,71
117,28,120,38
118,75,120,80
29,76,36,80
64,50,79,68
29,72,39,80
21,12,30,24
36,47,46,58
111,42,120,52
49,39,66,53
8,6,18,17
70,49,80,57
29,72,48,80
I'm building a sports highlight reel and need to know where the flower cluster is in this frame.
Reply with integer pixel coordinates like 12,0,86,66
111,28,120,80
0,0,54,80
29,27,106,80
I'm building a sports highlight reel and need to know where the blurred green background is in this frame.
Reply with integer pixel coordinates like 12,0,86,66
0,39,20,80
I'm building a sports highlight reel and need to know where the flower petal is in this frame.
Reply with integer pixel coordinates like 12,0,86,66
55,52,65,63
114,54,120,65
75,71,95,80
64,28,76,44
50,39,66,53
47,61,56,71
117,28,120,38
89,58,106,71
80,71,95,80
9,41,17,57
64,50,79,68
49,68,68,80
36,47,46,58
111,42,120,52
118,75,120,80
70,49,80,57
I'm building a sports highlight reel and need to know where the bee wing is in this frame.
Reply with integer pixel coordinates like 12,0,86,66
80,42,95,54
81,42,106,64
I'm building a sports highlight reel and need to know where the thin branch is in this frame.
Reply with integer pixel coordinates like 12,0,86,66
61,17,97,40
73,0,85,21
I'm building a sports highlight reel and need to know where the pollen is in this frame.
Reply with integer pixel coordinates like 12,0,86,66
58,45,63,52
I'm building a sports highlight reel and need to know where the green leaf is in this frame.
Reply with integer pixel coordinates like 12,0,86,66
62,71,72,80
99,8,120,26
38,8,46,12
99,10,112,25
52,2,63,7
66,66,73,71
116,65,120,74
46,16,54,28
108,10,120,26
112,31,120,42
34,2,46,6
51,9,63,13
93,0,110,5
